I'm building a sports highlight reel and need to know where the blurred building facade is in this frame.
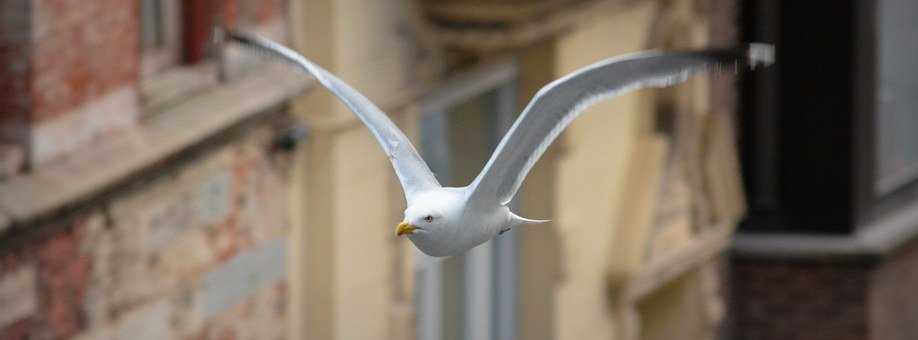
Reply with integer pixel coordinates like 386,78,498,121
5,1,916,340
0,1,303,339
1,0,742,339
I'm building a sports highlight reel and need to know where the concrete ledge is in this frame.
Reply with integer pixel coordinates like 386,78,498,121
732,200,918,262
0,66,311,234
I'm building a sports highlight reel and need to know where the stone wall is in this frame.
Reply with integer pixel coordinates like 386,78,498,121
0,118,293,340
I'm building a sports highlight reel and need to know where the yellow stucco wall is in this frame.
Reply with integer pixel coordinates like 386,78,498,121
551,2,658,339
332,126,394,339
288,1,424,339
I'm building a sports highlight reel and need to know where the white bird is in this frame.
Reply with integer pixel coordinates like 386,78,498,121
228,30,773,257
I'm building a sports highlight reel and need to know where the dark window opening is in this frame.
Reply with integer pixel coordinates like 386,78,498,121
739,0,918,234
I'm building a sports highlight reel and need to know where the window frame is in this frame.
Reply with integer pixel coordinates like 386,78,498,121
853,0,918,228
739,0,918,234
868,0,918,195
140,0,183,77
138,0,226,116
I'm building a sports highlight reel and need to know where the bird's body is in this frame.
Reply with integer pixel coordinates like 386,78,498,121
403,188,503,257
403,187,541,257
228,30,773,257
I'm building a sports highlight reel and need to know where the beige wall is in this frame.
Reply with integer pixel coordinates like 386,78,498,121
551,2,659,339
287,1,423,339
516,38,563,340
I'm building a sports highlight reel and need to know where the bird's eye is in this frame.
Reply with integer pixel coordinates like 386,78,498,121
424,215,433,223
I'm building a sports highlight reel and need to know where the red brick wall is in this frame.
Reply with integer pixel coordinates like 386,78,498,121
0,0,287,168
0,220,91,339
1,0,286,123
730,259,870,340
0,0,140,166
0,0,140,123
869,240,918,340
732,243,918,340
29,0,139,121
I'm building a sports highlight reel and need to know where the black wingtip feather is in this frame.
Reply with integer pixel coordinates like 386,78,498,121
225,29,258,46
220,29,307,71
691,43,775,69
211,26,266,51
747,43,775,68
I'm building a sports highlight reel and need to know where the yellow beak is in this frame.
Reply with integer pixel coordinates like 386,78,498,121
396,222,416,236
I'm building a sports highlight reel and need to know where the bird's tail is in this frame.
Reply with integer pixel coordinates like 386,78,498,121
509,211,550,227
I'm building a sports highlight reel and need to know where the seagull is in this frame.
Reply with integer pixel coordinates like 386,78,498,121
227,30,773,257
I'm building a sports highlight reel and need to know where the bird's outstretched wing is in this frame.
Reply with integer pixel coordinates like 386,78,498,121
227,30,441,202
466,44,774,206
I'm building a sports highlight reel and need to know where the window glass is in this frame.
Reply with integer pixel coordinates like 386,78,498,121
875,0,918,194
139,0,181,76
141,0,165,51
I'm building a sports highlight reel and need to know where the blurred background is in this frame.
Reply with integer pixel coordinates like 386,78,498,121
0,0,916,339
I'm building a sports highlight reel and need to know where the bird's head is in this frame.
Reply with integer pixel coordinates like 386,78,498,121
396,190,465,256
